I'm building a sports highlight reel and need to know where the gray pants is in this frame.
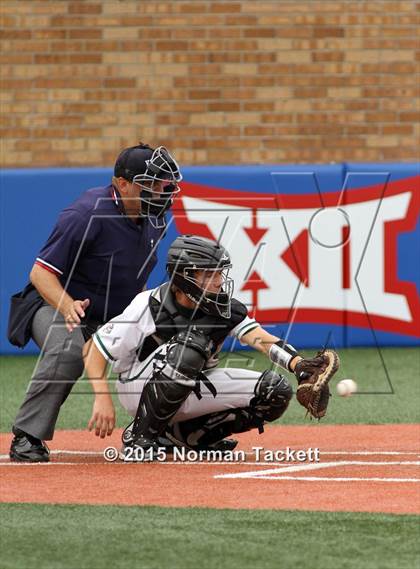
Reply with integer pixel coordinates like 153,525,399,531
13,305,87,440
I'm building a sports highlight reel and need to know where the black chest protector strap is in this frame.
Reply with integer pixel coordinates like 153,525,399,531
153,351,217,400
196,372,217,399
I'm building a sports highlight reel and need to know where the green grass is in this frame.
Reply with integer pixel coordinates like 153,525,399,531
1,351,419,569
1,348,419,432
0,503,419,569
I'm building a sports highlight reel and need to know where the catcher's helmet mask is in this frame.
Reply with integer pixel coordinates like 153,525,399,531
167,235,234,319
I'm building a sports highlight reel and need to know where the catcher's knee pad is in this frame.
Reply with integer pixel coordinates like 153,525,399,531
161,329,211,386
251,370,293,422
131,330,211,440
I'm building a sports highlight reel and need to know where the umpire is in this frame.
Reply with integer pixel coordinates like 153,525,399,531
8,142,182,462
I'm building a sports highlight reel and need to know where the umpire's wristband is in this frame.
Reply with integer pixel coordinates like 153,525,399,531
268,341,300,373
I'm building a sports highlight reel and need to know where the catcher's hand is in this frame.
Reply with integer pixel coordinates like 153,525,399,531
294,349,340,419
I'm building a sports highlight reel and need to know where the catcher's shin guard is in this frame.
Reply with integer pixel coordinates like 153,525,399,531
166,410,256,450
167,404,280,449
131,329,211,441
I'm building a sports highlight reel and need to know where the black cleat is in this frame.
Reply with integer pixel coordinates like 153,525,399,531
164,423,238,454
120,421,238,460
121,420,134,445
9,428,50,463
205,438,238,452
122,421,177,451
122,435,162,462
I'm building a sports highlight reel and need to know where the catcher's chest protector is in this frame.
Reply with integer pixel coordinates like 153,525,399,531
140,283,247,361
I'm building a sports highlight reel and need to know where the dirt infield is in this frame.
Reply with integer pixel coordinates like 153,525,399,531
1,424,419,515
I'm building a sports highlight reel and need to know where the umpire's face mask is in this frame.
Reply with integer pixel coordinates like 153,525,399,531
133,178,180,227
132,146,182,229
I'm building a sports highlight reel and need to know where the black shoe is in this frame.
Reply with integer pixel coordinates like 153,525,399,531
122,421,178,452
205,438,238,452
9,428,50,463
121,421,238,459
165,423,238,454
123,435,162,462
121,420,134,445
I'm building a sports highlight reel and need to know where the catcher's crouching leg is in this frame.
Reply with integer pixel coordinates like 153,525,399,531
166,370,292,450
126,330,211,459
250,370,293,428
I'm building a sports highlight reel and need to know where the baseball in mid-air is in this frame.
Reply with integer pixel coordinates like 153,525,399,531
336,379,358,397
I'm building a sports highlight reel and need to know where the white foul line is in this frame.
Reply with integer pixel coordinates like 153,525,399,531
321,451,420,456
0,462,82,466
249,476,420,483
0,460,336,467
214,460,420,479
215,461,351,479
0,450,103,460
1,449,419,461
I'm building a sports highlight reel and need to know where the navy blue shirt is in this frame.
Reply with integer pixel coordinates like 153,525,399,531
35,185,163,323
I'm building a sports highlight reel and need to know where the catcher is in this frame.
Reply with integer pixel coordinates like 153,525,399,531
84,234,339,457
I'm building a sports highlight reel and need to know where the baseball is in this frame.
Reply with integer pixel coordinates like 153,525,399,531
336,379,358,397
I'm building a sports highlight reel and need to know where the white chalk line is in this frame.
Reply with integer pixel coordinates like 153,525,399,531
322,451,420,456
2,446,419,485
0,450,102,460
214,460,420,479
1,449,419,462
4,460,400,467
1,450,420,475
247,476,420,483
0,460,309,467
1,461,419,484
0,462,83,466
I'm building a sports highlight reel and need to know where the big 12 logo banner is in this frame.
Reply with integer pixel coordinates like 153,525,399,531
174,174,419,339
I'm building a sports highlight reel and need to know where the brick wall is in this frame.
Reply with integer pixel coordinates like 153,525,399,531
1,1,419,167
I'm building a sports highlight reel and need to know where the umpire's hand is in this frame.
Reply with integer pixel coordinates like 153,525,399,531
88,395,116,438
63,298,90,332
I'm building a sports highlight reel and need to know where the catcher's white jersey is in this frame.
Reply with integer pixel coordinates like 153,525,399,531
92,287,264,421
93,287,258,381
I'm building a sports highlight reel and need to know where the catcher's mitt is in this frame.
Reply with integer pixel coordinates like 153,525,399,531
294,349,340,419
